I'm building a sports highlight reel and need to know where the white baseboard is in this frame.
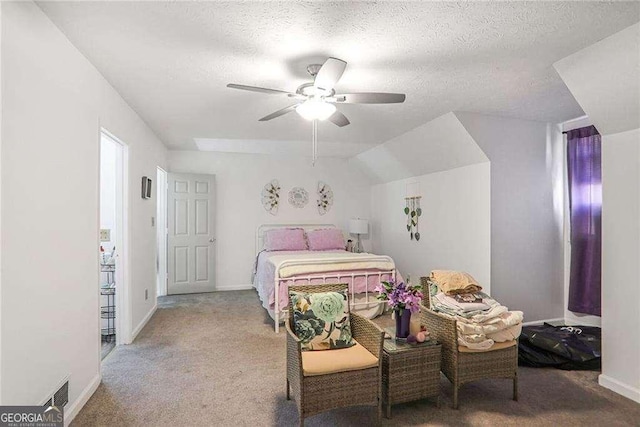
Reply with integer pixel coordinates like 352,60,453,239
130,303,157,343
599,374,640,403
522,317,564,326
64,372,101,426
564,312,601,327
215,285,254,291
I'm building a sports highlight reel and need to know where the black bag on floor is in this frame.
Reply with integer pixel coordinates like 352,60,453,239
518,323,601,370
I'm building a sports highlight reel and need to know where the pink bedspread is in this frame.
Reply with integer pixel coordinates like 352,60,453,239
253,250,401,312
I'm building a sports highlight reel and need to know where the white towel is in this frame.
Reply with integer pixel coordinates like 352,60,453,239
458,334,495,350
487,323,523,343
458,305,509,324
456,311,524,336
435,292,491,312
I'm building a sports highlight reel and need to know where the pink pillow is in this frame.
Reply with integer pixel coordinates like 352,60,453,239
307,228,345,251
264,228,307,251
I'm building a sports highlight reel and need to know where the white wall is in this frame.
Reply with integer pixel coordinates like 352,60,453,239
554,23,640,136
168,151,372,289
1,1,167,419
370,163,491,290
553,22,640,402
0,1,3,404
354,112,489,184
356,110,564,322
456,112,565,322
600,128,640,402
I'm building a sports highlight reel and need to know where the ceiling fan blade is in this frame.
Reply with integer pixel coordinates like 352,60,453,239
227,83,293,95
287,93,307,101
314,58,347,91
335,93,406,104
259,104,299,121
328,110,350,127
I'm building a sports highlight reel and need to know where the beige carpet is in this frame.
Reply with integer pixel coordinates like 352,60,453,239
72,291,640,426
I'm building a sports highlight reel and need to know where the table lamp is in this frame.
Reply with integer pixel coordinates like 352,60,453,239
349,218,369,253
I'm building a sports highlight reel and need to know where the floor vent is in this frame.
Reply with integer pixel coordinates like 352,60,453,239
53,380,69,408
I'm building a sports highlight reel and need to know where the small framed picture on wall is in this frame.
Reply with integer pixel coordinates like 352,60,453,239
142,176,153,199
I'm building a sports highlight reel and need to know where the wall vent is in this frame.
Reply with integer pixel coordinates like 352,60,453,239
40,375,70,408
53,380,69,408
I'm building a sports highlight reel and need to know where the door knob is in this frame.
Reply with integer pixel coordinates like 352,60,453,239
209,238,216,243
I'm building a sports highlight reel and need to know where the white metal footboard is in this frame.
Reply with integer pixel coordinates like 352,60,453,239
274,259,396,333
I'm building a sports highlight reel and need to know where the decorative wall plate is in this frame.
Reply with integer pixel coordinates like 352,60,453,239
317,181,333,215
261,179,281,215
288,187,309,209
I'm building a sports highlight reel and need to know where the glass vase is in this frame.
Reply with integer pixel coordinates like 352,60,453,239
395,308,411,338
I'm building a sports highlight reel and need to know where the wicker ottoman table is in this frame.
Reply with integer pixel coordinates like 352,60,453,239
382,330,442,418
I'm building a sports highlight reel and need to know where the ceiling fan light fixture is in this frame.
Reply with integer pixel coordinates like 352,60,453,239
296,98,336,121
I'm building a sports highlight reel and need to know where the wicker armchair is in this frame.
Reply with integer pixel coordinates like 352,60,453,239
286,284,384,426
419,277,518,409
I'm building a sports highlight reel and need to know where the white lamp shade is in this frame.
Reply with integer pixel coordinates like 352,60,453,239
349,218,369,235
296,99,336,121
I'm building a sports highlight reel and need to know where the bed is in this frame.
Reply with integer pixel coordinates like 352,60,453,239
253,224,399,332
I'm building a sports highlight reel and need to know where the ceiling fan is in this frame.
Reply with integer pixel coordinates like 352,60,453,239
227,57,405,164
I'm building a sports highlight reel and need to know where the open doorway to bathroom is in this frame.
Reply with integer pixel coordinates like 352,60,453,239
100,130,127,360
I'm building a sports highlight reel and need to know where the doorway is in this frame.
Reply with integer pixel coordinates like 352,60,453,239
99,130,128,359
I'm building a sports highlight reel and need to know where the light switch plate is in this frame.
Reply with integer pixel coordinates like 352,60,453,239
100,229,111,242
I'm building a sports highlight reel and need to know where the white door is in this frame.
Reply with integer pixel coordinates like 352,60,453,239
167,173,216,294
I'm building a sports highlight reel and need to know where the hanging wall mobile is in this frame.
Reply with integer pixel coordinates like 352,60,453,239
404,196,422,241
261,179,281,215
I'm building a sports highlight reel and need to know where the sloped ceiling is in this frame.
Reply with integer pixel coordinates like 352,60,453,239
554,23,640,135
353,112,489,184
37,1,640,153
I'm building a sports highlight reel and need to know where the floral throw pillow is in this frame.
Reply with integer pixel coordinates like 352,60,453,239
289,290,354,351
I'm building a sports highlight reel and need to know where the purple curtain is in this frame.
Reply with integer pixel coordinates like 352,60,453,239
567,125,601,316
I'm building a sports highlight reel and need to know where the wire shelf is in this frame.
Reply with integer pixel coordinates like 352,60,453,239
101,327,116,336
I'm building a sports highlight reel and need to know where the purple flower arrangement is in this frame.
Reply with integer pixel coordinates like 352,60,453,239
375,279,423,313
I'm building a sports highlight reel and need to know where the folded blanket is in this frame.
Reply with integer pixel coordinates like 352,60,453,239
430,270,482,295
270,251,395,278
456,310,524,336
431,291,502,320
487,323,523,343
453,293,483,304
458,334,495,350
434,292,491,312
457,322,522,350
467,305,508,323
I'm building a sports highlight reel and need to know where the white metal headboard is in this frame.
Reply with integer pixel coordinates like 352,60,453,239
256,224,337,255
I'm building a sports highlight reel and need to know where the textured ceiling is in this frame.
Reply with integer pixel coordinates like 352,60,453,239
38,1,640,153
